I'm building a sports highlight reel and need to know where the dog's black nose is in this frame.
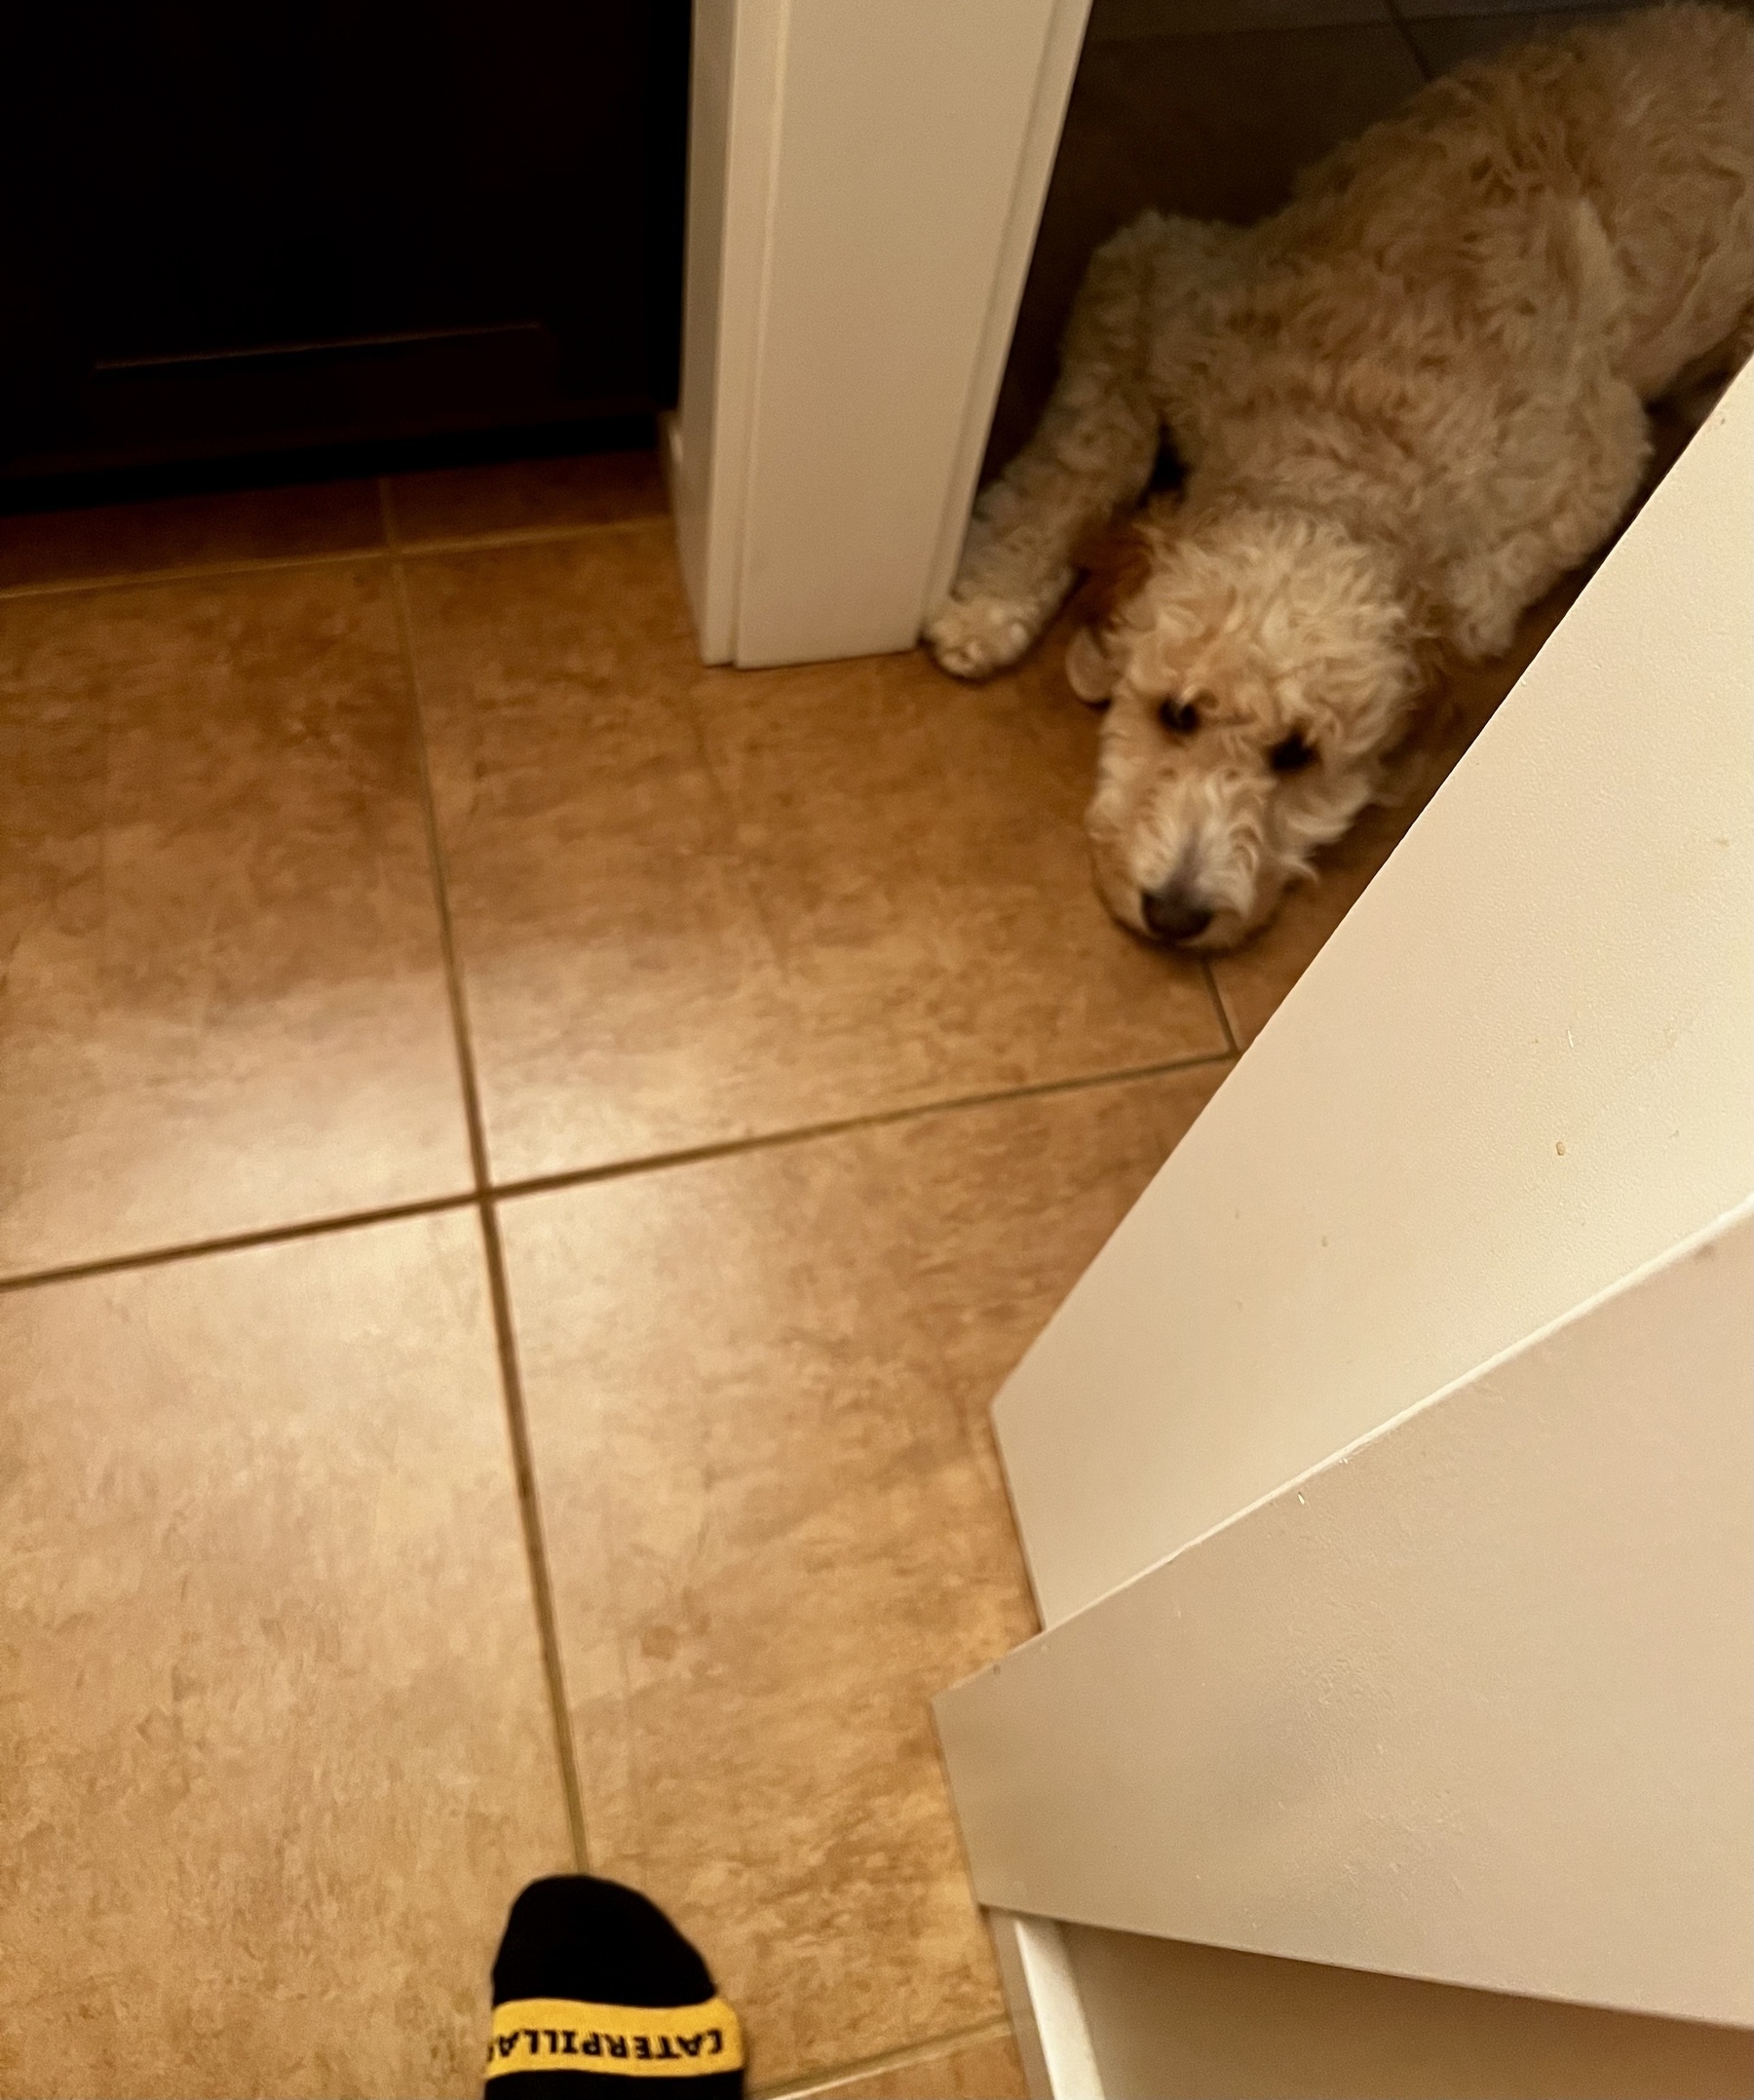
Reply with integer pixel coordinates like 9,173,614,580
1141,887,1213,943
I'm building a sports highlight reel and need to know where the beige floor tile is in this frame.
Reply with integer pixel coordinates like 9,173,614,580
778,2029,1029,2100
1087,0,1393,35
387,448,667,547
406,526,1225,1185
985,23,1426,477
502,1064,1227,2091
0,563,471,1278
0,478,384,592
0,1212,573,2100
1398,0,1610,19
1403,5,1631,71
1209,574,1590,1047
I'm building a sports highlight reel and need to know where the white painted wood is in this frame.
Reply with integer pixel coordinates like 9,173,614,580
936,1203,1754,2026
1058,1924,1754,2100
669,0,784,664
990,366,1754,1627
923,0,1096,616
988,1911,1107,2100
669,0,1092,668
986,1914,1055,2100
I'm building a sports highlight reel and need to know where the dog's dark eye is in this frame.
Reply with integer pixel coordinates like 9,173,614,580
1269,731,1317,774
1158,699,1201,736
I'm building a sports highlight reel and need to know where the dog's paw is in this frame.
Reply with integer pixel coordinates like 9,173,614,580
924,593,1040,679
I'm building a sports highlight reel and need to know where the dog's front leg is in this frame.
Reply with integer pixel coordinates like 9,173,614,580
926,221,1162,679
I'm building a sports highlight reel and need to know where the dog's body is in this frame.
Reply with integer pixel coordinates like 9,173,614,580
928,5,1754,947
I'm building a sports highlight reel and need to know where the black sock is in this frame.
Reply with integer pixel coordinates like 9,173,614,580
484,1877,744,2096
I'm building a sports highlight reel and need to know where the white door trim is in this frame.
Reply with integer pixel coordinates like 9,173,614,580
667,0,1091,668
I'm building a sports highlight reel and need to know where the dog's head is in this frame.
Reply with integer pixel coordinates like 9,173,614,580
1072,503,1422,950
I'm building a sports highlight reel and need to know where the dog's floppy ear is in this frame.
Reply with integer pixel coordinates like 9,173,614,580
1066,515,1153,705
1072,515,1154,627
1065,625,1118,703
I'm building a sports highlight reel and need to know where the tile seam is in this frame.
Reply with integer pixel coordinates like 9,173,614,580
1384,0,1437,76
748,2014,1017,2100
0,1191,477,1295
0,1052,1236,1295
389,554,591,1874
490,1049,1238,1207
1202,959,1242,1057
0,512,670,604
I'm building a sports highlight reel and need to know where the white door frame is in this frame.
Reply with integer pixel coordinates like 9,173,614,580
666,0,1091,668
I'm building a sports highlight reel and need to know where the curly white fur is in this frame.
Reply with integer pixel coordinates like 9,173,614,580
927,5,1754,948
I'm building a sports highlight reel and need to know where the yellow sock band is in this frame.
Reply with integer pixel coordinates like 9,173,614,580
485,1997,744,2080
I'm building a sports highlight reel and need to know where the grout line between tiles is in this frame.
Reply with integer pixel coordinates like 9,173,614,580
1202,959,1240,1058
474,1195,591,1870
1384,0,1436,76
0,1191,479,1296
749,2015,1017,2100
391,515,672,559
491,1049,1239,1209
0,1050,1237,1298
0,512,670,606
0,544,394,603
389,555,591,1875
376,473,402,553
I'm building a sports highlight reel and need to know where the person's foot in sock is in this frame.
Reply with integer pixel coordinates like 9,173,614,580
485,1876,744,2095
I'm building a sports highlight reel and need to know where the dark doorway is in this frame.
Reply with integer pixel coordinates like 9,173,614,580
2,1,690,500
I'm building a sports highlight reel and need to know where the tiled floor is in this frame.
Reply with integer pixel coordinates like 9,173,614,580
0,447,1607,2099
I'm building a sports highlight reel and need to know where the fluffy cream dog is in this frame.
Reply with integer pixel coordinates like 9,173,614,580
927,5,1753,948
